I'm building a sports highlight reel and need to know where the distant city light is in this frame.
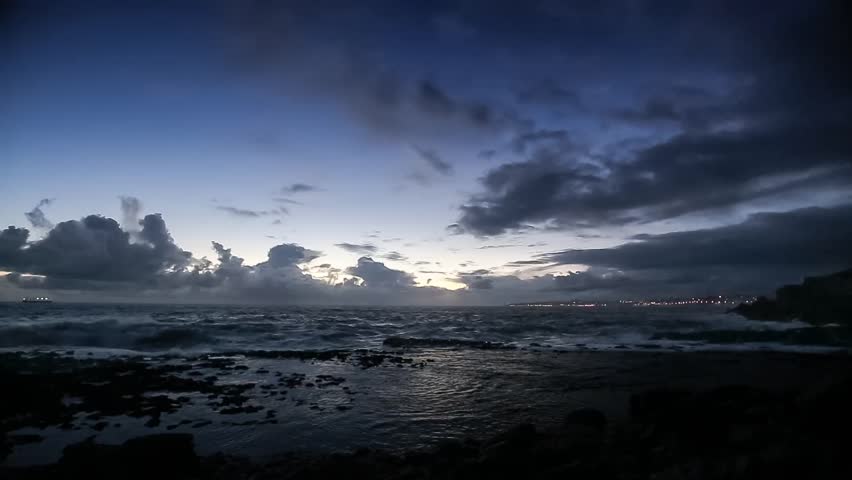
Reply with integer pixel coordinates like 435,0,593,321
509,295,756,308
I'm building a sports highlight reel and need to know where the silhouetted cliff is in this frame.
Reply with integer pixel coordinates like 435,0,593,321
730,269,852,325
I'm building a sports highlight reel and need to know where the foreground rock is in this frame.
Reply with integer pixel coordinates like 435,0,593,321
730,268,852,325
5,374,852,479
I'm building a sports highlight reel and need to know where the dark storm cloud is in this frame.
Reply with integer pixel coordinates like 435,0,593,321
119,196,142,229
2,211,568,304
411,145,453,175
455,268,494,289
542,205,852,271
0,214,191,283
1,210,436,302
216,206,287,217
0,227,29,264
24,198,54,229
456,0,852,236
459,121,852,235
346,257,415,288
335,242,378,255
282,183,320,194
260,243,320,267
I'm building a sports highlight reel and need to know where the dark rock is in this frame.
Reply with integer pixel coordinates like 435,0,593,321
729,296,792,321
563,408,607,431
92,421,109,431
485,423,537,450
730,268,852,325
58,434,199,479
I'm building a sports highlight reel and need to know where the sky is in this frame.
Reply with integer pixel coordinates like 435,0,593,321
1,0,851,304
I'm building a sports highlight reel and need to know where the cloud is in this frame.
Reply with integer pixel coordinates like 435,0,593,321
335,242,378,254
543,205,852,271
1,214,191,286
551,269,633,292
504,259,552,267
1,211,433,303
478,149,497,160
119,196,142,229
406,172,432,187
445,223,464,235
262,243,321,267
225,3,522,141
216,206,287,217
382,251,408,262
411,145,453,175
5,204,848,303
508,129,575,155
282,183,320,194
516,80,582,110
345,256,415,288
455,268,495,289
528,204,852,296
457,123,852,235
456,1,852,236
273,198,304,206
0,226,29,264
613,97,686,126
24,198,54,229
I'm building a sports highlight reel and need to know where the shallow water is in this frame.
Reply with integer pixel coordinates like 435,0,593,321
0,303,848,354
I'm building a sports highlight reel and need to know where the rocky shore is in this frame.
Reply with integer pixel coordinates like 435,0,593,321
4,349,852,479
4,373,852,479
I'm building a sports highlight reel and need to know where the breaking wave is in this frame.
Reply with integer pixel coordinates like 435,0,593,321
0,303,848,354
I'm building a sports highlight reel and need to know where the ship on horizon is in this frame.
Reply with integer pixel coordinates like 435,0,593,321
21,297,53,303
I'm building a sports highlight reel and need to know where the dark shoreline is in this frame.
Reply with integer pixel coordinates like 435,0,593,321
3,349,852,478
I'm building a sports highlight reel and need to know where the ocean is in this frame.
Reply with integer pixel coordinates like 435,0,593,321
2,303,851,466
1,303,849,354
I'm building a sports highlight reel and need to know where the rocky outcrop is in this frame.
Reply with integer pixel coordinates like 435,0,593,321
730,268,852,325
